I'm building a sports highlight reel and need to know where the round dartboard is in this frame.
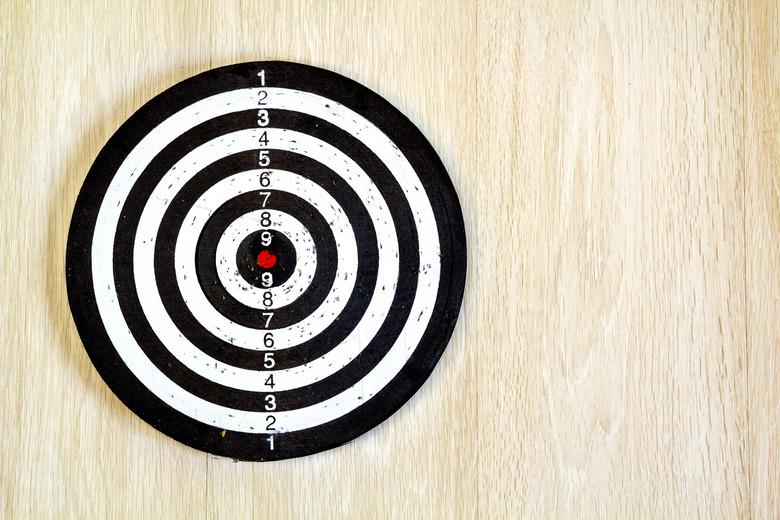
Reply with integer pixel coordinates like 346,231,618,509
66,61,466,461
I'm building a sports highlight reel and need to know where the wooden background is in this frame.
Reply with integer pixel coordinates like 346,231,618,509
1,0,778,518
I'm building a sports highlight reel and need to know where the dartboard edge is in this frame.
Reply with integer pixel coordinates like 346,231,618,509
65,60,467,461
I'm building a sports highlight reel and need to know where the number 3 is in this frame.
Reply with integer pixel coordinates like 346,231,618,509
257,109,269,126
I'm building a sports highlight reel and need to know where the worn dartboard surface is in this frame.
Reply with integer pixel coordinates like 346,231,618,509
66,61,467,461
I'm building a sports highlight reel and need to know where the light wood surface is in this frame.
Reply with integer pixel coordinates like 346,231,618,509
1,1,778,518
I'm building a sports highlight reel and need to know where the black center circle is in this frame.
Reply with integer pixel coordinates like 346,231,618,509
235,229,297,289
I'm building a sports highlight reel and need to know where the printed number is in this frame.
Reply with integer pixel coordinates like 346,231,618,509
257,69,266,86
258,131,269,146
260,211,271,227
258,150,270,167
264,374,275,389
263,352,275,369
257,90,268,105
259,191,271,207
263,291,273,306
264,395,276,411
261,272,273,288
257,109,269,126
266,415,276,431
260,171,270,187
262,312,274,328
261,231,272,246
263,332,274,348
267,435,274,450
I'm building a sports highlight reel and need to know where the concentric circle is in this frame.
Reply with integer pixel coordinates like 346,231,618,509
66,61,466,461
229,228,301,291
222,221,305,300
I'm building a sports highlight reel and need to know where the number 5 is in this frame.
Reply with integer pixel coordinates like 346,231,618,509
258,150,270,167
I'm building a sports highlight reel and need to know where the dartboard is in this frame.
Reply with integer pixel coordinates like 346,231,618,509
66,61,467,461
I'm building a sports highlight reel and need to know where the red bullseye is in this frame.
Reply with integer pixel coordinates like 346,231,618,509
256,250,277,269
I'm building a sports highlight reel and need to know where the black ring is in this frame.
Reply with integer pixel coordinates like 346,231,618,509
121,148,415,411
66,61,466,461
195,186,338,329
153,149,381,370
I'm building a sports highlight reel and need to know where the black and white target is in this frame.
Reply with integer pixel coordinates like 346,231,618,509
66,61,466,461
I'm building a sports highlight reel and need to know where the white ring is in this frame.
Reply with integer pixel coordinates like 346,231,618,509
172,169,358,350
215,211,316,310
131,135,394,392
92,88,440,432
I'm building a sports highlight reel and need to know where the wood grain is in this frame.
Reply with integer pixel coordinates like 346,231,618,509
746,1,780,517
0,1,777,518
